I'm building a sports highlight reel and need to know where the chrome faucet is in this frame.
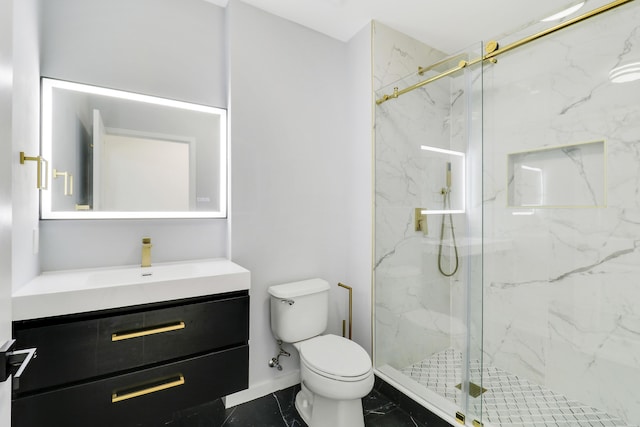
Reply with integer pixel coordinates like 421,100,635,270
141,237,152,267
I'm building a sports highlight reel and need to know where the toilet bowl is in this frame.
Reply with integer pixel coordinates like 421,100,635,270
294,334,374,427
268,279,374,427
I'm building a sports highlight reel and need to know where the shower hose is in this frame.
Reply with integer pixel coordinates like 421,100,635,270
437,187,459,277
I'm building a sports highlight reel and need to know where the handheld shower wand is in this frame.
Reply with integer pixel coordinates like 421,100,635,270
438,161,459,277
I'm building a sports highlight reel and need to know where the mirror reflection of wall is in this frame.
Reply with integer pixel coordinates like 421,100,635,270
41,78,227,219
96,122,193,211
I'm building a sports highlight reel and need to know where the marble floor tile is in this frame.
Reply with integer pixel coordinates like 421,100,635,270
223,380,444,427
402,349,635,427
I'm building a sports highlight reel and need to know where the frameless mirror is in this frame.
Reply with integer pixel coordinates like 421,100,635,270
40,78,227,219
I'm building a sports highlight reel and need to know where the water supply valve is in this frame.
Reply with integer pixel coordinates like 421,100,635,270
268,340,290,371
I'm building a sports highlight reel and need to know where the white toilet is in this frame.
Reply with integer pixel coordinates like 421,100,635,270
268,278,374,427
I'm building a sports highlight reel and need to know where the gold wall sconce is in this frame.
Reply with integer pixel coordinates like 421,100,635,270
19,152,48,190
53,169,73,196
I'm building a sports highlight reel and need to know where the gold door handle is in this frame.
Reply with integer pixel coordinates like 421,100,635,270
112,375,185,403
111,321,185,342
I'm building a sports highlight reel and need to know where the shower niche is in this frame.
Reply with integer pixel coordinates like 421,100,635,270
507,140,606,208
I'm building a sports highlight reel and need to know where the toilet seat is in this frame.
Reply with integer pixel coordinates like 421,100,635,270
298,334,372,382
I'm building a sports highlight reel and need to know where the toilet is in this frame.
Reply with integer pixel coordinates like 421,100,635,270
268,278,374,427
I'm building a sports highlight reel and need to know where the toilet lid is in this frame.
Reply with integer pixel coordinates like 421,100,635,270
299,334,371,378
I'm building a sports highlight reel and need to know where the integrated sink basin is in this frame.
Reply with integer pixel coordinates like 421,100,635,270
12,258,250,321
87,261,214,288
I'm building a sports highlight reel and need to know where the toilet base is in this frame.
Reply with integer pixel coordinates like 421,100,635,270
295,383,365,427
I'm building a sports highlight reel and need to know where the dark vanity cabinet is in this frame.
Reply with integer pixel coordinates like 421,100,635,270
11,291,249,427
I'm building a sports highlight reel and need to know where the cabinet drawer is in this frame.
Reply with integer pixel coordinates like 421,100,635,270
13,293,249,394
12,345,249,427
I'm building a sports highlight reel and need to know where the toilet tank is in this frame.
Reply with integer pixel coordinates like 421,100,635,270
268,278,330,343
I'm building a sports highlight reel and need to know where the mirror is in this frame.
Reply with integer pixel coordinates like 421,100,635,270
40,78,227,219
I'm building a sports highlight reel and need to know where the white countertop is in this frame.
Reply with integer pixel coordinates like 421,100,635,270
12,258,250,321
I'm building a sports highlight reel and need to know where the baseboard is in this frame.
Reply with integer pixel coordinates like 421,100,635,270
224,370,301,408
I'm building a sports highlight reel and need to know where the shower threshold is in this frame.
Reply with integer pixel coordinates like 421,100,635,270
400,348,635,427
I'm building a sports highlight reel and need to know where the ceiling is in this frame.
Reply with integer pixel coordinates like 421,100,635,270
205,0,584,53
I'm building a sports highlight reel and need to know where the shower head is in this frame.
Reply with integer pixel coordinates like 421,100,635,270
446,162,452,188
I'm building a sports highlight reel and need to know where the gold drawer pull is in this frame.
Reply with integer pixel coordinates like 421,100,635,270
112,375,185,403
111,321,186,342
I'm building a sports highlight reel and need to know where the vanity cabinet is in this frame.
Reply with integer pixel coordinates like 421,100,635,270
11,291,249,427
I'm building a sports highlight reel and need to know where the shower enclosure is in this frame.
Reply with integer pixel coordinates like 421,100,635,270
373,1,640,426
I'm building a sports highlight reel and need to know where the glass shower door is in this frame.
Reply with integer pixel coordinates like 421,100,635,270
373,42,485,425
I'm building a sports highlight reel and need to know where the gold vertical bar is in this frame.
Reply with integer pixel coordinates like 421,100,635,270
338,283,353,339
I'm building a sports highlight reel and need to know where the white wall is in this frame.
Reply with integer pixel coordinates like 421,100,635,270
12,0,40,290
227,0,371,398
38,0,229,271
0,0,13,422
40,0,226,107
345,23,373,353
3,0,40,423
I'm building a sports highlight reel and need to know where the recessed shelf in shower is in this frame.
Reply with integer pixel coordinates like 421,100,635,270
507,140,606,208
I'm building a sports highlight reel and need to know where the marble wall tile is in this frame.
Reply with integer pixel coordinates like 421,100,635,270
482,2,640,424
376,3,640,425
373,22,468,372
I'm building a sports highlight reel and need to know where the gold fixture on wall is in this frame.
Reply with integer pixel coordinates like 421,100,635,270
376,0,634,105
338,283,353,339
415,208,428,235
53,169,73,196
141,237,152,268
19,151,48,190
